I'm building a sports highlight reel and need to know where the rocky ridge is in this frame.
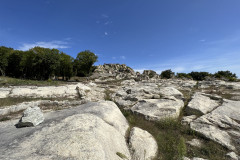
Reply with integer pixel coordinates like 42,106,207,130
0,64,240,160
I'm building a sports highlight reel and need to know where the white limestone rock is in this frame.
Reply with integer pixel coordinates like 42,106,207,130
190,113,237,150
131,98,184,121
212,99,240,121
226,152,239,160
159,87,183,99
2,114,131,160
181,115,197,125
187,139,202,148
186,92,219,115
129,127,158,160
17,106,44,127
0,101,131,160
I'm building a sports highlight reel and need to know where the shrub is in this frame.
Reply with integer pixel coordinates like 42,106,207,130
161,69,174,79
214,70,237,81
176,73,192,79
189,71,211,81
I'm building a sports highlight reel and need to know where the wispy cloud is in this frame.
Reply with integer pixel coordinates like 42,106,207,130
101,14,109,18
104,21,112,25
120,56,126,60
104,32,108,36
18,40,70,51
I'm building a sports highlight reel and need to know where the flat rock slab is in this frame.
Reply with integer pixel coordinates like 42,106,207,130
190,112,239,150
212,99,240,121
186,92,219,115
0,101,130,160
131,98,184,121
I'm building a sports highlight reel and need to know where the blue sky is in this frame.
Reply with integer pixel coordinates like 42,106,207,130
1,0,240,76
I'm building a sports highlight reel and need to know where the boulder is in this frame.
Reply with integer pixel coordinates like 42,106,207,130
131,98,184,121
186,92,219,115
0,101,131,160
129,127,158,160
17,106,44,127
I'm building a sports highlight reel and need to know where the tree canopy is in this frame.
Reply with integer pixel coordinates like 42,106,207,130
0,46,97,80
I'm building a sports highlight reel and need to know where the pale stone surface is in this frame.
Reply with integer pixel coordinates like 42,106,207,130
159,87,183,99
131,98,184,121
2,83,90,98
129,127,158,160
212,99,240,121
187,139,202,148
0,88,11,98
18,106,44,127
186,92,219,115
190,112,237,150
226,152,239,160
0,100,87,117
0,101,131,160
181,115,197,125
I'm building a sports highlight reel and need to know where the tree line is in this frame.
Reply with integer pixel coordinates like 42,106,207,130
0,46,98,80
161,69,238,81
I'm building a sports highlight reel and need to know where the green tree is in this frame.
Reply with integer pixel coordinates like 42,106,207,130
58,52,74,80
214,70,237,81
30,47,60,80
0,46,13,76
74,50,98,77
6,50,24,78
161,69,175,79
20,50,36,79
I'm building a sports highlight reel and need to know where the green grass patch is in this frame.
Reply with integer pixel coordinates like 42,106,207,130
121,109,229,160
0,97,76,108
0,76,66,87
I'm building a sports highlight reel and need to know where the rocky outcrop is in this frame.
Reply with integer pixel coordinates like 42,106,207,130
129,127,158,160
0,100,87,117
190,112,239,150
0,82,105,101
131,98,184,121
0,101,131,160
92,63,136,80
17,106,44,127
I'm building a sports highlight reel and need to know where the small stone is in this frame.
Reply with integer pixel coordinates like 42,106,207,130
17,106,44,127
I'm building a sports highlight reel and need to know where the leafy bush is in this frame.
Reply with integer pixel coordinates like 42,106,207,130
161,69,175,79
176,73,192,79
189,71,211,81
214,70,237,81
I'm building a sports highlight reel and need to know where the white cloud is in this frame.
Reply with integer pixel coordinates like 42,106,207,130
104,32,108,36
101,14,109,18
104,21,112,25
18,40,70,51
120,56,126,59
199,39,206,42
112,57,116,60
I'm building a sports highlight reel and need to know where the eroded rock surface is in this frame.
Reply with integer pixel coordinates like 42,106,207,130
0,101,131,160
131,98,184,121
129,127,158,160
